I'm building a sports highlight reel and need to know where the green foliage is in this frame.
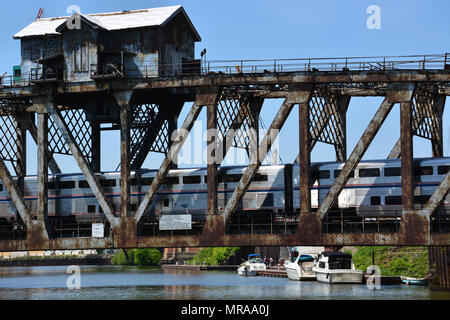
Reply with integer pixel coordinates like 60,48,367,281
111,249,162,266
352,246,429,278
189,247,240,266
111,249,135,265
134,249,162,266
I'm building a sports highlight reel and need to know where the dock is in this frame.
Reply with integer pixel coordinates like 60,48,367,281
363,275,403,285
162,264,404,285
256,267,288,278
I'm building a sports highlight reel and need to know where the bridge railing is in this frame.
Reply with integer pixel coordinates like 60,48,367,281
149,53,450,78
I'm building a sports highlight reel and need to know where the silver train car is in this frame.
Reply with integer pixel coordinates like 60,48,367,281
0,157,449,222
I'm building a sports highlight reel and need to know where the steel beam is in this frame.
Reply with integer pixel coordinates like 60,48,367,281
113,91,133,219
91,121,101,172
0,159,31,227
135,87,221,224
431,94,445,157
43,97,120,228
202,97,226,242
223,84,314,224
299,100,312,216
36,112,49,232
401,99,414,211
420,170,450,217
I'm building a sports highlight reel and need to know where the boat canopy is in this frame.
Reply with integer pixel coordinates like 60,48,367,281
248,254,261,257
321,252,352,259
298,255,315,262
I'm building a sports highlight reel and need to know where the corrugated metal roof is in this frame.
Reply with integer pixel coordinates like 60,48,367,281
14,5,200,40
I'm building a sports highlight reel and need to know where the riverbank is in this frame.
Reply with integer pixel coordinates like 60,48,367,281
0,255,112,267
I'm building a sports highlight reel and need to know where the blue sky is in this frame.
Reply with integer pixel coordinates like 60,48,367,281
0,0,449,173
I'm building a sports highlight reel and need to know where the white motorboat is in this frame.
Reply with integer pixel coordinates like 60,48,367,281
285,254,317,281
312,252,363,284
237,254,266,276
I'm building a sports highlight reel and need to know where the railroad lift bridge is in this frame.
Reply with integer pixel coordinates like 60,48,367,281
0,8,448,277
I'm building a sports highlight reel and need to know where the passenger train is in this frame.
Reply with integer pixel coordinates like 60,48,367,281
0,157,449,222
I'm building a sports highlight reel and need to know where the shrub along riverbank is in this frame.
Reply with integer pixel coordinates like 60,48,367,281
351,246,430,278
187,247,240,266
111,249,162,266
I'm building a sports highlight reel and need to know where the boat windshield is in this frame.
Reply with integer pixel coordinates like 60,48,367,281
328,257,352,270
248,255,263,263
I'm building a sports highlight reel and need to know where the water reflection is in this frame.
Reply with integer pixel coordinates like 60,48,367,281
0,266,448,300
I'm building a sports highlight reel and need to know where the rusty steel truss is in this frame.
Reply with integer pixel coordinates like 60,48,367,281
0,53,449,251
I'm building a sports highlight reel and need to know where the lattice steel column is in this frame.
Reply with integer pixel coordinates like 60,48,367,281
48,108,93,163
135,87,222,224
296,88,349,162
388,86,446,159
216,88,262,162
224,84,313,224
130,99,184,170
44,100,119,229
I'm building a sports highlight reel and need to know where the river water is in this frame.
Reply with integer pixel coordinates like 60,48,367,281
0,265,449,300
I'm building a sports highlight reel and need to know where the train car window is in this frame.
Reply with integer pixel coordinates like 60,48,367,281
163,177,179,185
253,174,269,182
385,196,402,205
183,176,201,184
384,167,401,177
359,168,380,178
312,170,330,180
99,206,103,214
0,184,2,191
414,166,433,176
226,174,243,183
163,199,170,207
334,170,355,179
438,166,450,175
370,196,381,205
130,204,137,211
261,193,274,207
100,180,117,187
59,181,75,189
130,178,154,186
142,178,154,186
79,180,89,188
204,175,224,184
414,195,431,204
87,205,96,213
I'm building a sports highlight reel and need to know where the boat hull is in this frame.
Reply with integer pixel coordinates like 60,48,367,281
285,264,316,281
237,263,266,276
314,269,363,284
237,267,258,276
